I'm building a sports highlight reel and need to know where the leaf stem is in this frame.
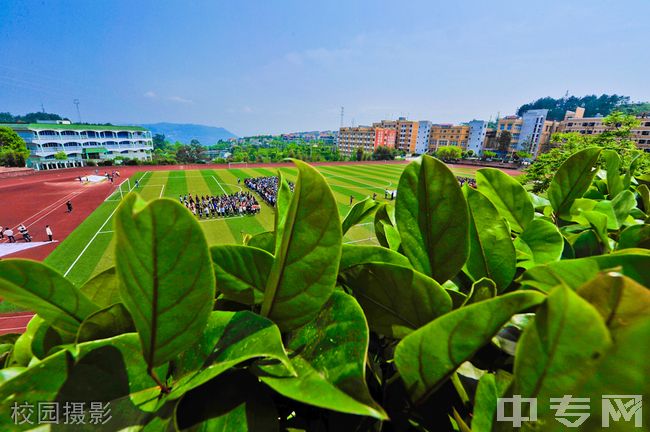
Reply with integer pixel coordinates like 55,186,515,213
148,367,171,394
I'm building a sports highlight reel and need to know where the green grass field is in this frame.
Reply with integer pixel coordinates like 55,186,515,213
37,163,477,287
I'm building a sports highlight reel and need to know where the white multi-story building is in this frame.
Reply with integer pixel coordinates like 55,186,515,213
467,120,487,155
517,109,549,155
7,121,153,170
415,121,432,154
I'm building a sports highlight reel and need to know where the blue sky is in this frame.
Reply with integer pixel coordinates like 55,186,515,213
0,0,648,136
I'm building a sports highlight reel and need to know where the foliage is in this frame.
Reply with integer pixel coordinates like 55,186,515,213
482,150,497,159
0,153,649,430
436,145,463,160
523,111,650,192
0,126,30,167
496,130,512,153
0,111,66,123
517,94,631,121
372,145,396,160
53,151,68,161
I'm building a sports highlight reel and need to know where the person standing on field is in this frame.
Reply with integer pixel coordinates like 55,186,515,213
0,225,4,239
4,227,16,243
46,225,53,241
349,195,354,206
66,201,73,213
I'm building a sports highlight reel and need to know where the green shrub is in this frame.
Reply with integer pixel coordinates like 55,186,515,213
0,153,648,430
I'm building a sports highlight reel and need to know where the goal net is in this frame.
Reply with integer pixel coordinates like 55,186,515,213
344,222,378,245
228,162,249,169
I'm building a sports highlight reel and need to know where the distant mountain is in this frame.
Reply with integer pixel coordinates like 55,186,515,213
139,122,237,145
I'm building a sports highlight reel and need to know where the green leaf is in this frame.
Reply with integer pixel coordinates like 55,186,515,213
115,193,216,368
603,149,624,198
548,147,602,219
394,291,545,404
210,245,273,305
31,322,70,359
519,250,650,292
528,192,550,211
463,277,497,306
572,229,602,258
341,197,380,234
583,210,611,252
476,168,534,232
9,316,42,366
245,231,275,254
262,160,342,331
339,244,411,272
463,186,516,290
374,203,401,250
341,263,452,338
514,219,564,269
611,190,637,226
274,173,292,235
471,371,512,432
395,155,469,282
76,303,135,343
513,286,611,419
176,370,278,432
591,200,620,230
618,224,650,249
170,310,293,400
576,272,650,334
257,291,387,419
637,184,650,214
0,260,100,337
79,266,121,308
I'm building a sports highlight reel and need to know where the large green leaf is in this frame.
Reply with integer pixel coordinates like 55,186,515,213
603,149,624,198
341,197,380,234
618,224,650,249
583,210,611,251
514,218,564,269
210,245,273,305
463,186,516,290
76,303,135,343
261,160,342,331
394,291,545,404
395,155,469,282
339,243,411,272
476,168,534,232
576,272,650,334
374,203,401,250
257,291,387,419
548,147,602,219
637,184,650,214
513,286,611,419
611,189,636,226
0,333,170,431
170,310,293,399
519,250,650,292
245,231,275,254
0,259,99,337
79,266,121,308
115,193,216,368
341,263,451,338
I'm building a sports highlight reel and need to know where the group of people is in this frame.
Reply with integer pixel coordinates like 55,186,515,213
1,224,53,243
457,176,477,188
244,176,295,206
179,192,261,218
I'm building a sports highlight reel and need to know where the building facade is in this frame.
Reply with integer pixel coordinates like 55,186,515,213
373,118,419,153
7,121,153,170
496,111,558,155
557,109,650,151
415,121,432,154
337,126,375,156
374,127,397,149
428,124,470,152
467,120,488,155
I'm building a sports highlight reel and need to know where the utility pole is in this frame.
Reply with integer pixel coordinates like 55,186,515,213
73,99,81,123
40,103,45,113
340,106,344,129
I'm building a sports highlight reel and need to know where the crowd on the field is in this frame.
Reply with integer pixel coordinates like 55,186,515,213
179,192,261,218
457,176,477,188
244,176,294,206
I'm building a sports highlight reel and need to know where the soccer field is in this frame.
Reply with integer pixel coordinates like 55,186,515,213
43,162,478,286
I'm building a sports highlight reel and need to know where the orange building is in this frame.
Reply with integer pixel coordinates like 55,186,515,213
374,127,396,149
373,117,419,153
428,124,470,151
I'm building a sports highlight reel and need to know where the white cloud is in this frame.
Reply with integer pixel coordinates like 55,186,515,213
144,90,157,98
167,95,193,104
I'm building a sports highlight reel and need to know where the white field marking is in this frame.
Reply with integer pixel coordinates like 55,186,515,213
97,230,114,234
63,171,150,277
159,184,165,198
104,179,129,202
12,189,82,229
211,176,229,195
0,313,34,320
221,183,244,192
0,326,31,332
21,191,85,231
320,171,393,190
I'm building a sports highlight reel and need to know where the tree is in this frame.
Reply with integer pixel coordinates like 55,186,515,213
53,151,68,160
482,150,497,160
0,126,30,167
436,145,462,160
517,94,631,121
522,111,649,192
355,147,363,162
372,146,396,161
514,151,532,160
496,131,512,154
152,134,167,151
175,142,204,163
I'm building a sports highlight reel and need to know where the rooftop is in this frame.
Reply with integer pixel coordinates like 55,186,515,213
2,123,147,132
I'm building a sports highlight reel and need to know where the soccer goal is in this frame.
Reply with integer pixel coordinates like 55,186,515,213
228,162,248,169
344,222,378,245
